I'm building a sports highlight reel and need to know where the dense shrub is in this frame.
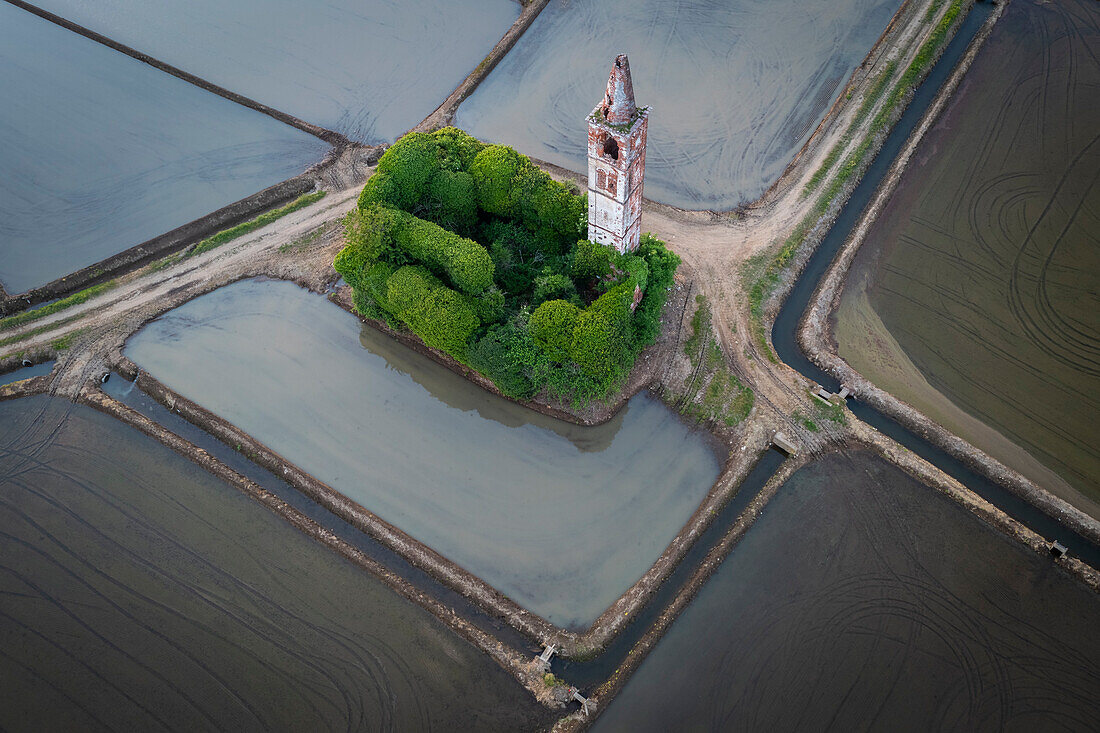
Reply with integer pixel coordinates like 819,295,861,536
338,127,680,403
385,265,479,361
335,206,404,288
475,286,505,324
467,321,543,400
569,282,635,382
470,145,526,217
425,170,478,235
391,212,494,295
373,132,437,210
570,239,612,282
530,299,580,362
631,234,681,349
532,271,577,305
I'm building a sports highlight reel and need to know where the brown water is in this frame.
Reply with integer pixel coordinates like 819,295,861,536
454,0,901,210
0,395,551,731
125,279,721,629
594,451,1100,732
836,0,1100,513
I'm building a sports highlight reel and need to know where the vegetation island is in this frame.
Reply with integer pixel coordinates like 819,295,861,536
334,126,678,403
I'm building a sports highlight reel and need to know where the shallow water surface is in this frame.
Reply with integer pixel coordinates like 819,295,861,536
455,0,901,210
0,361,54,387
594,452,1100,732
0,3,328,294
835,0,1100,512
32,0,519,144
126,279,721,628
0,396,550,731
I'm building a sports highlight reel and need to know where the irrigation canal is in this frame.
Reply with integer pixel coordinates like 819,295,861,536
771,1,1100,570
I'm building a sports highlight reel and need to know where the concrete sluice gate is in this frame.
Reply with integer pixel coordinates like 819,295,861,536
124,279,722,629
0,396,552,731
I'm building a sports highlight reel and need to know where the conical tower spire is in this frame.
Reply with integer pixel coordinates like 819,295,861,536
601,54,637,126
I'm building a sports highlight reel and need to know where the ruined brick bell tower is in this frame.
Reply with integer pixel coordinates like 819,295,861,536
587,54,648,253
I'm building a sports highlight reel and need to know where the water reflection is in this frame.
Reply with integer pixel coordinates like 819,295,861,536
0,360,54,387
126,279,721,627
836,0,1100,510
357,320,628,453
32,0,519,145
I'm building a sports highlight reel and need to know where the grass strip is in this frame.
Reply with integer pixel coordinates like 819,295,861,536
0,281,116,333
151,191,327,271
749,0,964,362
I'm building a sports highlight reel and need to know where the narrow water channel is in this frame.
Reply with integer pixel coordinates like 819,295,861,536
125,278,721,629
836,0,1100,511
0,396,552,731
0,361,54,387
771,3,1100,568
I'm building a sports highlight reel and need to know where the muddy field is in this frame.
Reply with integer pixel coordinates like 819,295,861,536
592,451,1100,732
31,0,518,144
0,396,551,731
835,0,1100,515
454,0,900,210
0,3,327,295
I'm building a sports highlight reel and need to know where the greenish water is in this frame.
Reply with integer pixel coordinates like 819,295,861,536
32,0,519,145
125,279,720,629
594,452,1100,732
455,0,901,210
836,0,1100,509
0,3,328,294
0,395,551,731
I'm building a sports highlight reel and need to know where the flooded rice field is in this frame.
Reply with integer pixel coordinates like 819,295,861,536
125,279,721,628
0,3,328,294
31,0,519,145
454,0,901,210
835,0,1100,516
593,451,1100,732
0,396,551,731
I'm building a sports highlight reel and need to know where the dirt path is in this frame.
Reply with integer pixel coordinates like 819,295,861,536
3,185,361,396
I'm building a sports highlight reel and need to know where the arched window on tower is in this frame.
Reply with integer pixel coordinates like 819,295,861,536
602,135,619,161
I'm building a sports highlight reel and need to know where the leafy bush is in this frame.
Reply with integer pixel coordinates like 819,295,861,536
532,270,577,305
470,145,526,217
385,265,479,361
391,211,494,295
338,128,681,403
373,132,438,211
571,239,612,282
467,321,543,400
569,282,634,382
530,299,580,362
632,234,680,348
475,286,505,324
426,170,478,235
335,205,404,288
